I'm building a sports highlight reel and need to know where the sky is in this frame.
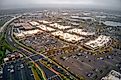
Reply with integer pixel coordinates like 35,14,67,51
0,0,121,10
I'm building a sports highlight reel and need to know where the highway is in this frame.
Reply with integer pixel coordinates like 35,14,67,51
4,17,63,80
2,14,121,80
3,15,121,80
0,15,22,42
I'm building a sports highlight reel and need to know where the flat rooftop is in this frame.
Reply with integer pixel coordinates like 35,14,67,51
51,31,85,43
14,29,41,37
36,24,56,32
29,21,40,26
101,70,121,80
85,35,111,49
67,28,95,36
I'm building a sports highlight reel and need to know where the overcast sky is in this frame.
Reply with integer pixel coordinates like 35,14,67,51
0,0,121,10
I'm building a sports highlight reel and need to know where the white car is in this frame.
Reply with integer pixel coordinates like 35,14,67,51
7,69,11,71
20,64,24,69
10,69,14,73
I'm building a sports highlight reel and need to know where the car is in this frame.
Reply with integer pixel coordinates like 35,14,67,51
116,63,121,68
28,66,31,68
84,51,88,54
88,60,91,62
89,73,97,79
30,74,34,76
99,70,103,74
72,56,76,58
76,53,82,56
10,69,14,73
93,68,98,72
10,65,14,68
0,70,3,78
113,54,117,56
68,55,72,57
118,53,121,55
7,69,11,71
17,67,21,71
118,62,121,65
86,72,93,77
97,57,104,60
20,64,24,69
93,74,98,79
119,68,121,71
107,56,111,59
85,56,88,58
0,76,2,79
62,56,68,60
81,60,84,62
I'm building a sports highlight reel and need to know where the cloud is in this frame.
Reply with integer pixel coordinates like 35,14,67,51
0,0,121,10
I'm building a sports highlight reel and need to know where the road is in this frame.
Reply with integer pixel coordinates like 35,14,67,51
6,27,59,79
0,15,21,35
3,59,35,80
60,50,121,80
3,15,121,80
4,17,63,80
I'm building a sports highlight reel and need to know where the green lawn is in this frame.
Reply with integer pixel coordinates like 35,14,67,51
0,46,6,64
0,36,15,64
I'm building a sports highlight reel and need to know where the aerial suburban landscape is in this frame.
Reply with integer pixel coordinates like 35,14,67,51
0,0,121,80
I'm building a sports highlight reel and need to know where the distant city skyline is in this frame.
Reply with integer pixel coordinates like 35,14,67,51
0,0,121,10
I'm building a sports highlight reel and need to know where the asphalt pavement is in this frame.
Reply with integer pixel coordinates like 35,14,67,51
5,24,62,80
3,59,34,80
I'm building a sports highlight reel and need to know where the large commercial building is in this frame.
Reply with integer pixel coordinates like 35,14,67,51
101,70,121,80
84,35,112,50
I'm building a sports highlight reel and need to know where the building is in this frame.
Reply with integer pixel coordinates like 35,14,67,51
29,21,40,26
51,31,84,43
14,29,41,38
36,24,55,32
101,70,121,80
4,52,23,63
84,35,111,50
67,28,95,36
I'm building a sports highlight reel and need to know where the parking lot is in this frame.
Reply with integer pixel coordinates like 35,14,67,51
3,59,34,80
22,30,68,52
52,49,121,80
10,10,121,80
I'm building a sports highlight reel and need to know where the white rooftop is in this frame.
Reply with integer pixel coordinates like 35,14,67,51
39,20,72,30
101,70,121,80
14,29,41,37
4,58,9,62
51,31,84,42
67,28,95,36
36,25,55,31
50,23,71,29
85,35,111,48
29,21,40,26
39,20,52,24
